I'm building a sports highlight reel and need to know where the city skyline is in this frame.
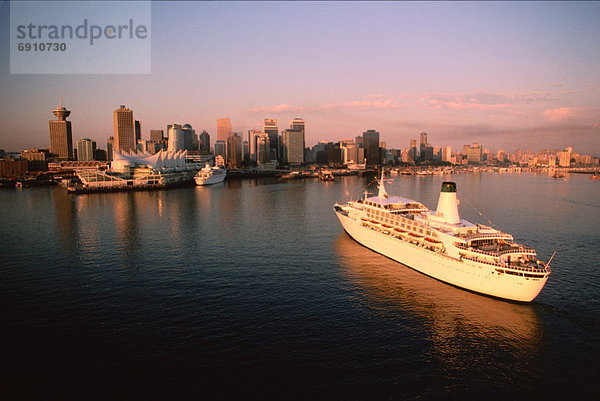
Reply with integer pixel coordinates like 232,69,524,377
1,2,599,154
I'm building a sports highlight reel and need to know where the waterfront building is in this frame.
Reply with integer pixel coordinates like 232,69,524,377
199,130,210,154
264,119,279,161
217,118,233,142
20,148,50,161
73,150,200,191
496,150,507,163
557,149,572,167
466,143,483,163
442,146,452,163
282,129,305,164
0,159,28,177
363,130,380,165
77,139,97,161
168,124,184,152
49,104,73,160
113,105,135,153
48,160,109,172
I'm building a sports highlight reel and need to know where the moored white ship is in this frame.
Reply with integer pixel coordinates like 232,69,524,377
194,163,227,186
333,175,551,302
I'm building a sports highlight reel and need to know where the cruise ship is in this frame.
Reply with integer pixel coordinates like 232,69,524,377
194,163,227,186
333,175,551,302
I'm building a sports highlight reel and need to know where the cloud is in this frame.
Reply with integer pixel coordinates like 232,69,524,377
241,97,403,114
419,90,566,111
543,107,580,122
243,104,307,114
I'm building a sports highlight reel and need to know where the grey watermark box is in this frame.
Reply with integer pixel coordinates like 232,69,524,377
10,1,151,74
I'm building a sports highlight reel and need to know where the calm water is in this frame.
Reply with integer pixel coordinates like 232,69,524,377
1,172,598,400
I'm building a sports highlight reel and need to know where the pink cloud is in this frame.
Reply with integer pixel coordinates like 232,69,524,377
242,97,403,114
543,107,580,122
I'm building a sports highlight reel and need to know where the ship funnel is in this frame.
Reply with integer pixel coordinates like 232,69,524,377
436,182,461,224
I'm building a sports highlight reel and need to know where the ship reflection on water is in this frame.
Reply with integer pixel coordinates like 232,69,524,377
334,233,543,377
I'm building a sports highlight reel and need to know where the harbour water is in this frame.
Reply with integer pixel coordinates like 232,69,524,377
1,172,598,400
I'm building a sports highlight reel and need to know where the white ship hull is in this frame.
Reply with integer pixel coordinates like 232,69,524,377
336,211,548,302
195,170,226,186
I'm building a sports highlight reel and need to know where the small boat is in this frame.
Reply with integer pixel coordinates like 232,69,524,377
319,170,335,181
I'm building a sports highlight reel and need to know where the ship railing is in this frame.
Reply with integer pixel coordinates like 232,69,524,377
459,253,550,273
461,232,514,241
455,243,535,257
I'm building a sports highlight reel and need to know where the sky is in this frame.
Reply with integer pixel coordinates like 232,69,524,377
1,1,599,154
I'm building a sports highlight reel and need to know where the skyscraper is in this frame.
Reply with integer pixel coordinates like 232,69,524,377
168,124,184,152
77,138,97,161
107,136,114,161
248,129,261,162
256,133,270,165
199,130,210,154
214,140,226,158
134,120,141,142
150,130,164,142
282,129,304,164
217,118,233,142
264,119,279,161
226,133,242,168
113,105,135,152
363,130,380,165
290,118,305,132
419,132,433,161
182,124,198,151
49,104,73,160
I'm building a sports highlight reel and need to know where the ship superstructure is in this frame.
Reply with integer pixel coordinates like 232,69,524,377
334,175,551,302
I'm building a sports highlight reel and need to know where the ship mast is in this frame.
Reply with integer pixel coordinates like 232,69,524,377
377,170,389,199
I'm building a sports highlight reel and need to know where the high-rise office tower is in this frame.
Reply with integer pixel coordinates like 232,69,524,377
419,132,433,161
226,133,242,168
113,105,135,152
282,129,304,164
409,139,417,162
217,118,233,142
290,118,305,132
168,124,184,152
363,130,380,165
182,124,197,151
355,135,363,148
49,104,73,160
256,133,270,164
248,130,261,161
150,130,164,142
199,130,210,154
442,146,452,163
466,143,482,163
134,120,141,142
77,138,97,161
107,136,114,161
214,140,226,158
264,119,279,161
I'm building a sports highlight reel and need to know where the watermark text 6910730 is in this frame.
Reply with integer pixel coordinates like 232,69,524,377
10,1,151,74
